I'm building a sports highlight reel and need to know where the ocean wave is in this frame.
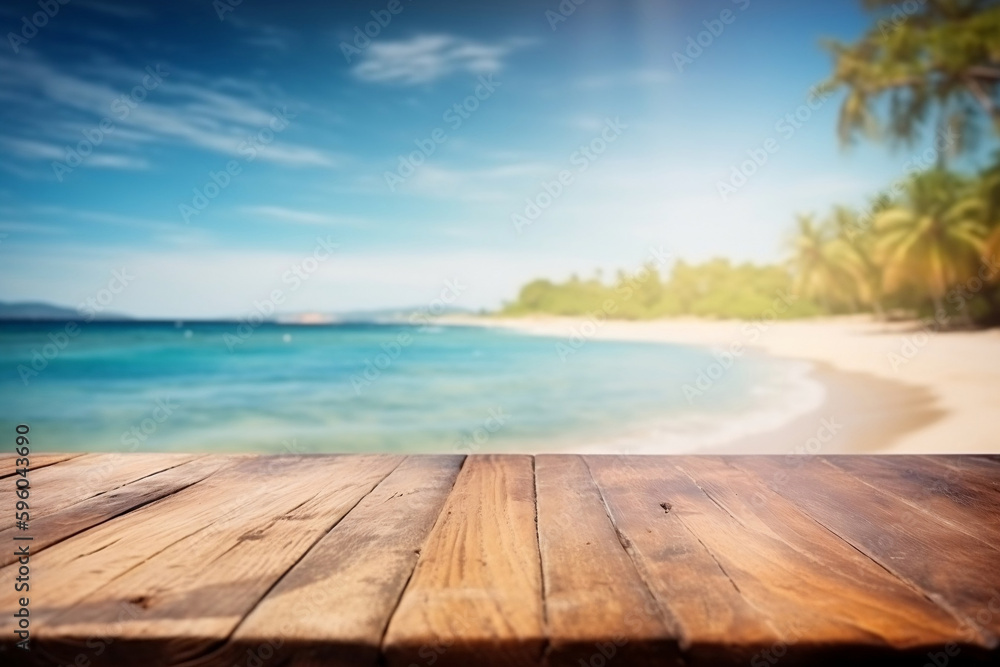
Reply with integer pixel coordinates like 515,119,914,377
542,359,827,455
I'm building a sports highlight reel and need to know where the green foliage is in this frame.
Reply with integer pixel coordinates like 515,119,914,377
503,159,1000,324
875,169,988,300
501,260,821,320
503,3,1000,326
821,0,1000,152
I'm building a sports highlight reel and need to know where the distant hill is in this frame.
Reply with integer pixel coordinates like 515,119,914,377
0,302,472,323
0,301,130,321
274,306,476,325
337,306,475,323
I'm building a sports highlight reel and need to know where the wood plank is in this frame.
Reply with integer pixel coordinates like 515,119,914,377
823,456,1000,548
731,456,1000,648
213,455,465,667
583,455,777,665
382,455,544,667
0,452,201,532
0,456,231,566
922,456,1000,496
673,457,978,650
2,454,998,666
20,455,403,666
11,455,272,623
967,455,1000,468
534,454,679,666
0,453,85,478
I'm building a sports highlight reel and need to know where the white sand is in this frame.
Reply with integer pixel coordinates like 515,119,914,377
445,315,1000,454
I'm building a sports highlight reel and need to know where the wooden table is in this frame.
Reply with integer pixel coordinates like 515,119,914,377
2,454,998,666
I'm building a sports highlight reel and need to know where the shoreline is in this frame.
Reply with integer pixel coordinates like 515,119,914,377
441,315,999,454
707,360,943,455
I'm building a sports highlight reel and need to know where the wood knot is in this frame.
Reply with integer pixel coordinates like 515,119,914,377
238,530,266,542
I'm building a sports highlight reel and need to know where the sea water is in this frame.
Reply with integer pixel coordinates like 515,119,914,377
0,321,823,454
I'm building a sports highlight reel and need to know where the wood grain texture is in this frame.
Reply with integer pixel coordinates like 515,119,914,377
51,455,402,666
0,452,85,478
823,455,1000,548
2,454,998,667
20,456,403,666
534,455,679,666
0,453,201,530
382,455,545,667
731,456,1000,648
583,455,778,664
223,455,465,667
0,456,229,567
923,455,1000,496
673,457,981,652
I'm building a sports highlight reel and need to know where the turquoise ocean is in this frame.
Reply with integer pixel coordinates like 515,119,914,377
0,321,823,454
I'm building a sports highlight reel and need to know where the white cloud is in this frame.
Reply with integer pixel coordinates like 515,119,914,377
0,137,149,171
352,35,529,85
397,162,554,202
0,138,64,160
0,54,339,169
241,206,364,226
82,154,151,170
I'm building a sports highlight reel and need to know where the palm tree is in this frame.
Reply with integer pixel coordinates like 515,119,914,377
789,214,860,313
830,206,887,318
979,155,1000,278
987,226,1000,266
820,0,1000,154
874,170,988,317
982,153,1000,220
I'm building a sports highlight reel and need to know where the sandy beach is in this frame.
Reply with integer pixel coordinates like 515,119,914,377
445,315,1000,455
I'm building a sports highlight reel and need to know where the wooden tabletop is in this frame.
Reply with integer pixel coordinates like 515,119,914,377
2,453,998,666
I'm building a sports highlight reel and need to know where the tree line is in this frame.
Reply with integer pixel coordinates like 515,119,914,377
503,0,1000,326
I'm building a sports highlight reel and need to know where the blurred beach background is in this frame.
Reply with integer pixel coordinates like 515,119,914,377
1,0,998,455
0,321,826,454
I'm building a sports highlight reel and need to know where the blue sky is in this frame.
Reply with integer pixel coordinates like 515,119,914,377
0,0,972,318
